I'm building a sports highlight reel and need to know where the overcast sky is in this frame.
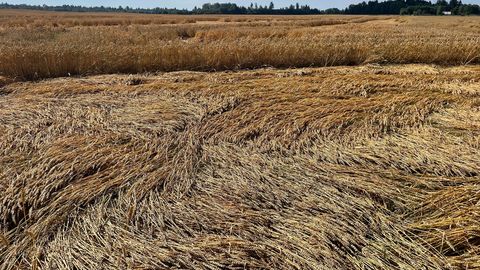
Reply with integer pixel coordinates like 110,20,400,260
4,0,480,10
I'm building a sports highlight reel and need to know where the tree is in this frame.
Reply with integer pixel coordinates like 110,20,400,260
436,5,445,14
449,0,459,8
400,7,409,14
2,0,478,16
323,8,342,14
436,0,448,5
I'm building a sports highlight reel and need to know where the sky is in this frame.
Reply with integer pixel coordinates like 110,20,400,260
4,0,480,10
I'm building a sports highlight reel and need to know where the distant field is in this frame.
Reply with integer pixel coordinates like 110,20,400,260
0,9,479,80
1,9,480,270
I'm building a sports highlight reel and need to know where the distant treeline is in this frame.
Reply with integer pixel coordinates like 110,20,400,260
195,3,323,14
0,2,322,15
0,3,191,14
0,0,479,15
346,0,480,15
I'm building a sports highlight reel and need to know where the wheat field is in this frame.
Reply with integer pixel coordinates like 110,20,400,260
0,10,479,80
1,64,480,269
1,10,480,270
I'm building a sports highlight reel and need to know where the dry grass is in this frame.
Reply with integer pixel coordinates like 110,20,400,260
0,10,479,80
1,64,480,269
0,9,231,27
0,9,354,28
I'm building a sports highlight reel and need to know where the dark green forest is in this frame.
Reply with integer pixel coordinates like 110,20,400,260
346,0,480,15
1,0,479,15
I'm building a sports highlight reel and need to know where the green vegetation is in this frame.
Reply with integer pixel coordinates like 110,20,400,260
346,0,480,15
1,0,479,15
0,2,322,15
